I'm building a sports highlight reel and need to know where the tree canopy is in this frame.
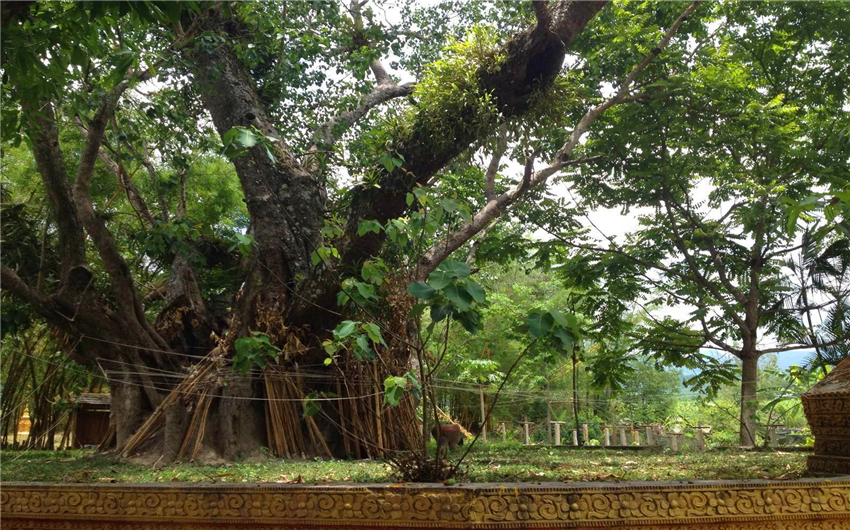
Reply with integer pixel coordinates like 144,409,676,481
1,0,848,465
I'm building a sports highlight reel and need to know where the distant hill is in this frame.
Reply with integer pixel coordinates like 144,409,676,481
680,348,814,378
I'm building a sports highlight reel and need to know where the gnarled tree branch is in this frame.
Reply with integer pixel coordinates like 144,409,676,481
415,1,703,279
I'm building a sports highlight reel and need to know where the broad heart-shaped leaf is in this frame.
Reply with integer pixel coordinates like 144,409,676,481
465,279,486,303
551,326,574,352
548,309,569,328
456,309,481,334
407,282,436,299
235,128,259,148
333,320,356,340
379,153,395,173
430,304,452,322
354,281,377,301
526,310,554,338
564,312,581,337
383,383,405,407
441,198,460,212
439,260,471,279
354,334,375,360
364,322,387,347
358,220,382,236
427,269,452,290
444,283,473,310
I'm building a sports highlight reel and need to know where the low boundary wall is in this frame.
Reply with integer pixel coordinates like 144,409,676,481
2,477,849,529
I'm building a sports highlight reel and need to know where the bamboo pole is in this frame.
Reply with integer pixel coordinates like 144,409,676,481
337,380,350,456
373,363,384,454
479,385,487,443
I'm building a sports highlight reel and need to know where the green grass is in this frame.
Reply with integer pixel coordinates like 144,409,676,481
0,443,808,484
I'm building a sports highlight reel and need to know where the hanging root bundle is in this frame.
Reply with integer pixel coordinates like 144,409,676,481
117,355,218,457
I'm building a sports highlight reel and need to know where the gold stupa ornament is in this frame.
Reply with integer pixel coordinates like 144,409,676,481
802,354,850,474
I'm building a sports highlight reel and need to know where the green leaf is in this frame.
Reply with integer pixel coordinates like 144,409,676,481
407,282,436,299
427,270,452,290
333,320,357,339
408,303,428,318
354,281,377,301
364,322,387,347
361,261,386,285
551,326,574,351
302,393,321,418
383,378,405,406
354,334,375,360
564,312,581,336
439,260,471,279
444,283,473,310
106,53,134,88
441,198,460,212
548,309,569,328
464,280,486,303
235,128,258,148
430,304,452,322
379,154,395,172
527,310,554,338
456,310,480,334
70,46,87,67
336,291,350,307
358,220,382,236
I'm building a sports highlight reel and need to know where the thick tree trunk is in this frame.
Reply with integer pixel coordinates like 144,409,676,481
213,376,267,460
190,12,325,318
110,374,147,449
739,353,759,447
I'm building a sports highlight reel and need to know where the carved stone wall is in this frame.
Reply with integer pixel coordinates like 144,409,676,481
802,354,850,475
2,478,849,529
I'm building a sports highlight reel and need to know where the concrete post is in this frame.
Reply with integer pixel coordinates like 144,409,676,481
618,426,628,446
632,429,640,445
582,423,589,446
671,433,683,452
498,421,508,443
695,426,706,451
603,427,611,447
767,424,781,448
571,429,579,446
520,421,534,445
646,426,655,446
550,421,566,446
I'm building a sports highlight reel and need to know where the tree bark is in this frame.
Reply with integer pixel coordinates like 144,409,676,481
341,1,608,269
190,11,325,316
739,353,759,447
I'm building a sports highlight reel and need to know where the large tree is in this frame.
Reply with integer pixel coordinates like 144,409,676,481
544,1,850,445
2,0,717,462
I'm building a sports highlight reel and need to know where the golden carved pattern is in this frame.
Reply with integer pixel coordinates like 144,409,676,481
3,522,850,530
802,397,850,414
2,480,849,529
808,456,850,476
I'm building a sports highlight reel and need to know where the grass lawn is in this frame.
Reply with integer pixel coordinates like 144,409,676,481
0,443,808,484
